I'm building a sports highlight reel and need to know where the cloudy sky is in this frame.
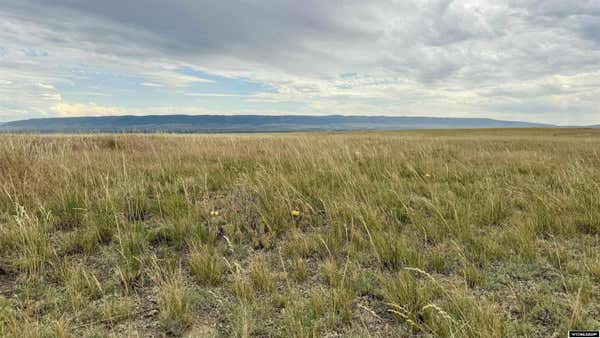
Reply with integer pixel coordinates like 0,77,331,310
1,0,599,124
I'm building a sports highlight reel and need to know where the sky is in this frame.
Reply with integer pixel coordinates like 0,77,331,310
1,0,599,125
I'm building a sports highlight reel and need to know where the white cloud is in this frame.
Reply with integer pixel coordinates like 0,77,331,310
48,102,255,117
184,93,250,97
0,1,599,124
38,82,55,89
51,103,126,116
139,82,163,88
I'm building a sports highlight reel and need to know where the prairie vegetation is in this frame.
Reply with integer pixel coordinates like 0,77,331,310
0,129,598,337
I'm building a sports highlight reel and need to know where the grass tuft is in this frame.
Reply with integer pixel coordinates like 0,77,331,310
0,130,598,336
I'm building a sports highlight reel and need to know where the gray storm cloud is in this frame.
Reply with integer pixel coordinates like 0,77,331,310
0,0,599,124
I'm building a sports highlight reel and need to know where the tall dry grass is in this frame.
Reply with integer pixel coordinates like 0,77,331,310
0,129,599,337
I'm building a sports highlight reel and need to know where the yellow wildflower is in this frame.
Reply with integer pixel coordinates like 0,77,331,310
291,210,301,217
210,210,219,216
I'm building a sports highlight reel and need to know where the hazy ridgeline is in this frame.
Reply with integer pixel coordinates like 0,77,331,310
0,130,598,337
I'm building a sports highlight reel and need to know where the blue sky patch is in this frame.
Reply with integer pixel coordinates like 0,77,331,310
22,47,48,57
54,65,291,113
176,67,276,95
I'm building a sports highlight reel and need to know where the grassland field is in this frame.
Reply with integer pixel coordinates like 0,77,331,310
0,129,599,337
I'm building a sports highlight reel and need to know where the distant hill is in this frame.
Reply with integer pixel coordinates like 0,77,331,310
0,115,555,133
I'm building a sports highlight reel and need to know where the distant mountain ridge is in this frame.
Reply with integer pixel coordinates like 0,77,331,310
0,115,556,133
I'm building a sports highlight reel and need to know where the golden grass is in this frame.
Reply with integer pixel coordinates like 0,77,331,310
0,129,599,337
